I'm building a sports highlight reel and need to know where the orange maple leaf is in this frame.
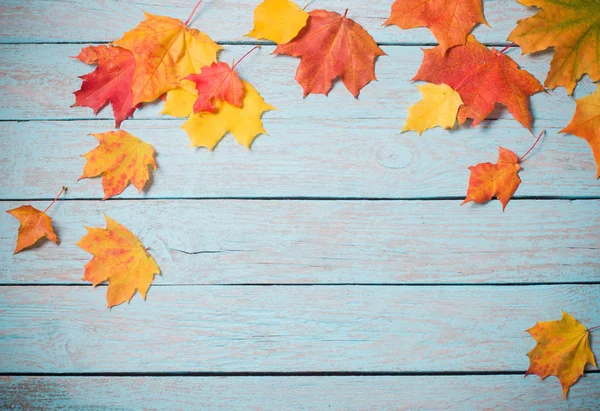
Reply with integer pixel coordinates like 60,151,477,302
274,9,386,97
413,35,544,130
560,85,600,178
79,131,157,200
526,311,597,398
186,62,244,113
462,147,522,210
77,215,161,308
385,0,488,53
6,187,65,253
72,45,138,128
508,0,600,94
114,12,220,105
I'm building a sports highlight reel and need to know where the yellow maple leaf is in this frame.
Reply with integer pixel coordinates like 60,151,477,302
114,12,221,105
77,215,161,308
560,85,600,178
79,131,157,200
179,81,275,150
247,0,309,44
402,83,463,135
161,80,199,118
526,311,597,397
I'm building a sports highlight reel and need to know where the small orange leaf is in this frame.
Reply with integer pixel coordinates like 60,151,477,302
526,311,597,398
79,131,157,200
5,187,66,254
462,147,521,210
6,206,59,254
560,85,600,178
77,215,161,308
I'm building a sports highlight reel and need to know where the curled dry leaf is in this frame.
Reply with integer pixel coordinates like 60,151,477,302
186,62,245,113
274,9,386,97
114,12,221,105
77,215,161,308
6,206,59,254
413,35,544,130
72,45,138,128
526,311,597,398
560,85,600,178
462,147,521,210
247,0,309,44
402,83,463,135
5,187,66,253
508,0,600,94
385,0,488,53
79,131,157,200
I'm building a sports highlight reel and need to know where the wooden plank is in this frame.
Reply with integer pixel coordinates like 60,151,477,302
0,285,598,372
1,120,599,200
0,0,534,45
2,375,599,409
1,44,595,122
1,200,598,284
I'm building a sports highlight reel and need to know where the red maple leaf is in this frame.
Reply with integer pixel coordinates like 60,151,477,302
72,45,139,128
186,62,244,113
274,9,385,97
413,35,544,130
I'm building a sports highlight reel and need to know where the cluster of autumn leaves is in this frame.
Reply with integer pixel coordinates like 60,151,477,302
5,0,598,399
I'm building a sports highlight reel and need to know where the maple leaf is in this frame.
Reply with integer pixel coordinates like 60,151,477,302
247,0,309,44
181,81,275,150
462,147,521,210
77,215,161,308
385,0,488,53
274,9,386,97
5,187,66,253
79,131,157,200
161,81,198,118
526,311,597,397
72,45,138,128
402,83,463,134
413,35,544,130
560,85,600,178
114,12,221,105
186,61,244,113
508,0,600,95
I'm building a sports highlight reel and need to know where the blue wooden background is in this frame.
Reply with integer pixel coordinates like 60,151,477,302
1,0,599,409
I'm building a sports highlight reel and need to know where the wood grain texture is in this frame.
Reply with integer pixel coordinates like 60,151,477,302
2,375,600,410
1,120,599,199
1,200,598,285
1,44,596,123
0,0,533,45
0,285,598,373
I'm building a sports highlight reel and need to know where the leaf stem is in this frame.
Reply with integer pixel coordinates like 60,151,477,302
499,42,516,54
589,325,600,333
232,45,260,69
184,0,203,27
520,130,545,163
43,186,67,213
343,8,348,18
303,0,315,10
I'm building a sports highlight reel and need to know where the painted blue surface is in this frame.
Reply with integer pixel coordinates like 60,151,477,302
0,1,599,409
